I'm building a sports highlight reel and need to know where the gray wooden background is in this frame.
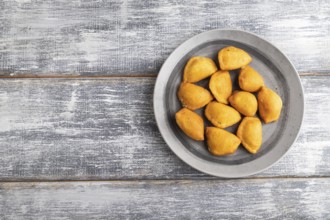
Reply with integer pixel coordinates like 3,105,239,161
0,0,329,219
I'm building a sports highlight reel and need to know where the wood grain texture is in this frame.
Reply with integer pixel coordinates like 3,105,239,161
0,0,329,76
0,179,329,219
0,76,328,180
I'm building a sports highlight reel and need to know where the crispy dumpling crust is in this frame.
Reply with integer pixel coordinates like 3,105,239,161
205,101,241,128
258,86,283,123
177,83,213,110
237,117,262,154
175,108,204,141
229,91,258,117
239,66,264,92
206,127,241,156
209,71,232,104
218,46,252,70
183,56,218,83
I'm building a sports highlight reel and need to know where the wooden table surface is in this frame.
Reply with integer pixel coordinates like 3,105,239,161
0,0,329,219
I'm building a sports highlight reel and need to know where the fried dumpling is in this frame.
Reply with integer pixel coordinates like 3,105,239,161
206,127,241,156
218,46,252,70
175,108,204,141
178,83,213,110
183,56,218,83
205,101,241,128
258,86,283,123
239,66,264,92
229,91,258,117
237,117,262,154
209,71,232,104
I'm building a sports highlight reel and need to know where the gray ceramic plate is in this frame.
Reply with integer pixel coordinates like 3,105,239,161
153,29,304,178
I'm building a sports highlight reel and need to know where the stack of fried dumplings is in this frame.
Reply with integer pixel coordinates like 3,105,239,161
175,46,283,156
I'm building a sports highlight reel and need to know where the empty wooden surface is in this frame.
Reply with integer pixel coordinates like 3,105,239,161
0,76,328,181
0,0,329,219
0,0,330,76
1,179,329,219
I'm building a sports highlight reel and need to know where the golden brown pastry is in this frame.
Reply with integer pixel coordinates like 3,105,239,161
258,86,283,123
175,108,204,141
237,117,262,154
177,82,213,110
206,127,241,156
218,46,252,70
229,91,258,117
239,66,264,92
205,101,241,128
183,56,218,83
209,71,232,104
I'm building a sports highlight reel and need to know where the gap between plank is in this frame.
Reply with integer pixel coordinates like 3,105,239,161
0,74,156,79
0,72,328,79
0,176,328,183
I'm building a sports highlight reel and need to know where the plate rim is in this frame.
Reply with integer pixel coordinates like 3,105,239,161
153,29,304,178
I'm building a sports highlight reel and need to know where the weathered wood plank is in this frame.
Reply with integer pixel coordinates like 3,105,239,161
0,179,329,219
0,76,328,180
0,0,329,76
